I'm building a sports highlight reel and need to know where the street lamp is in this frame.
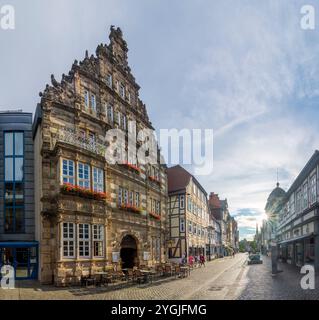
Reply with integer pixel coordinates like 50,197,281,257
268,217,283,276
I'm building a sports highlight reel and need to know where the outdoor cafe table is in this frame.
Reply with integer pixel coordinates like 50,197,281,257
95,272,111,285
122,268,130,273
140,270,156,283
180,266,190,277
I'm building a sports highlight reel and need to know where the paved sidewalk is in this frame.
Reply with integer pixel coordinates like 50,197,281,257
0,254,247,300
237,255,319,300
1,253,318,300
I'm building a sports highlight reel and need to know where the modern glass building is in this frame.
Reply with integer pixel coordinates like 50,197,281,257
0,111,38,280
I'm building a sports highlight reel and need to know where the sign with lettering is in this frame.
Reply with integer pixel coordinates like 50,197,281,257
112,252,120,263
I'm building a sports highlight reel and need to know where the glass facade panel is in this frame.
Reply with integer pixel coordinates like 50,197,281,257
15,183,24,205
5,183,14,205
5,158,13,181
14,132,23,156
15,208,24,233
4,208,14,233
15,158,24,181
4,132,13,155
4,132,25,234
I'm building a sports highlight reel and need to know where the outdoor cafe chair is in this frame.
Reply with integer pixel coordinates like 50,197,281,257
80,273,95,287
133,269,145,285
164,265,173,277
174,265,183,279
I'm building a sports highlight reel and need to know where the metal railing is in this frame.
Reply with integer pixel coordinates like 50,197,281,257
54,127,107,157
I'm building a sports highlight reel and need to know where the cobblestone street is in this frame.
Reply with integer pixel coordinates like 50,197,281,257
1,253,319,300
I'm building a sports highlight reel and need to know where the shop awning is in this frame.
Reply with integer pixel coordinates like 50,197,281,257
0,241,39,248
278,233,315,245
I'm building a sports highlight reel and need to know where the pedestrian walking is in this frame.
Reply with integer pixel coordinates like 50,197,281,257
181,252,187,264
188,255,194,268
200,254,206,267
194,255,198,267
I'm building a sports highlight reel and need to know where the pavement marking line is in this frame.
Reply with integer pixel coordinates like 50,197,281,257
180,254,248,300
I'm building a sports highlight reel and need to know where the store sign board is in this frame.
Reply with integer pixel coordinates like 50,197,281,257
112,252,120,263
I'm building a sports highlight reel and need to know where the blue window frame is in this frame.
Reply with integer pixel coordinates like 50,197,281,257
4,132,24,234
0,242,38,280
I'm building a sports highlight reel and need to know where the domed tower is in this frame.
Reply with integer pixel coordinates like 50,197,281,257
265,182,286,221
261,182,286,253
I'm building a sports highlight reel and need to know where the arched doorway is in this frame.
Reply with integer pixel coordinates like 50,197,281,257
120,235,138,269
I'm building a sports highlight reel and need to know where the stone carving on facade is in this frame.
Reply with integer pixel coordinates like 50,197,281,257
34,26,167,285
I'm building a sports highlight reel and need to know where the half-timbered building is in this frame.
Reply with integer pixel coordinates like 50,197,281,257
167,165,209,262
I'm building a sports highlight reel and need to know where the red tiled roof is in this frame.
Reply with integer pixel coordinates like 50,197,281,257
167,165,192,193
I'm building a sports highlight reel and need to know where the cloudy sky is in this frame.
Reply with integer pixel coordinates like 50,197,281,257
1,0,319,240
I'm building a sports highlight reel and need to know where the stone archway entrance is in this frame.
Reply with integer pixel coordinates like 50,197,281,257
120,235,138,269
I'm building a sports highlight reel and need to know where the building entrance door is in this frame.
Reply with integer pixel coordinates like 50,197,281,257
0,244,38,280
15,248,29,279
120,235,138,269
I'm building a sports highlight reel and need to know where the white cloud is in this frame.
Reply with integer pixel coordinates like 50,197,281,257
1,1,319,242
174,1,319,239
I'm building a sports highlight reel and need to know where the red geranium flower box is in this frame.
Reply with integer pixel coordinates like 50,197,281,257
61,183,109,201
119,203,142,214
121,161,141,174
149,211,161,221
148,176,161,185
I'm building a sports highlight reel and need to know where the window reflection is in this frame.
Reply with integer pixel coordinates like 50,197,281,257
14,132,23,156
5,132,13,156
15,208,24,233
5,183,14,205
5,158,13,181
15,183,24,205
5,208,14,232
15,158,24,181
4,132,25,234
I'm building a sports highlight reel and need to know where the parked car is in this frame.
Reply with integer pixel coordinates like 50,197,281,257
247,252,263,265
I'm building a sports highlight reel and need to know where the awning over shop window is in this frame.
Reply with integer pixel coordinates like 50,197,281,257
278,233,315,245
0,242,39,248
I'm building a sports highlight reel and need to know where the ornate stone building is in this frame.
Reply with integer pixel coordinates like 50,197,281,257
33,26,168,285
